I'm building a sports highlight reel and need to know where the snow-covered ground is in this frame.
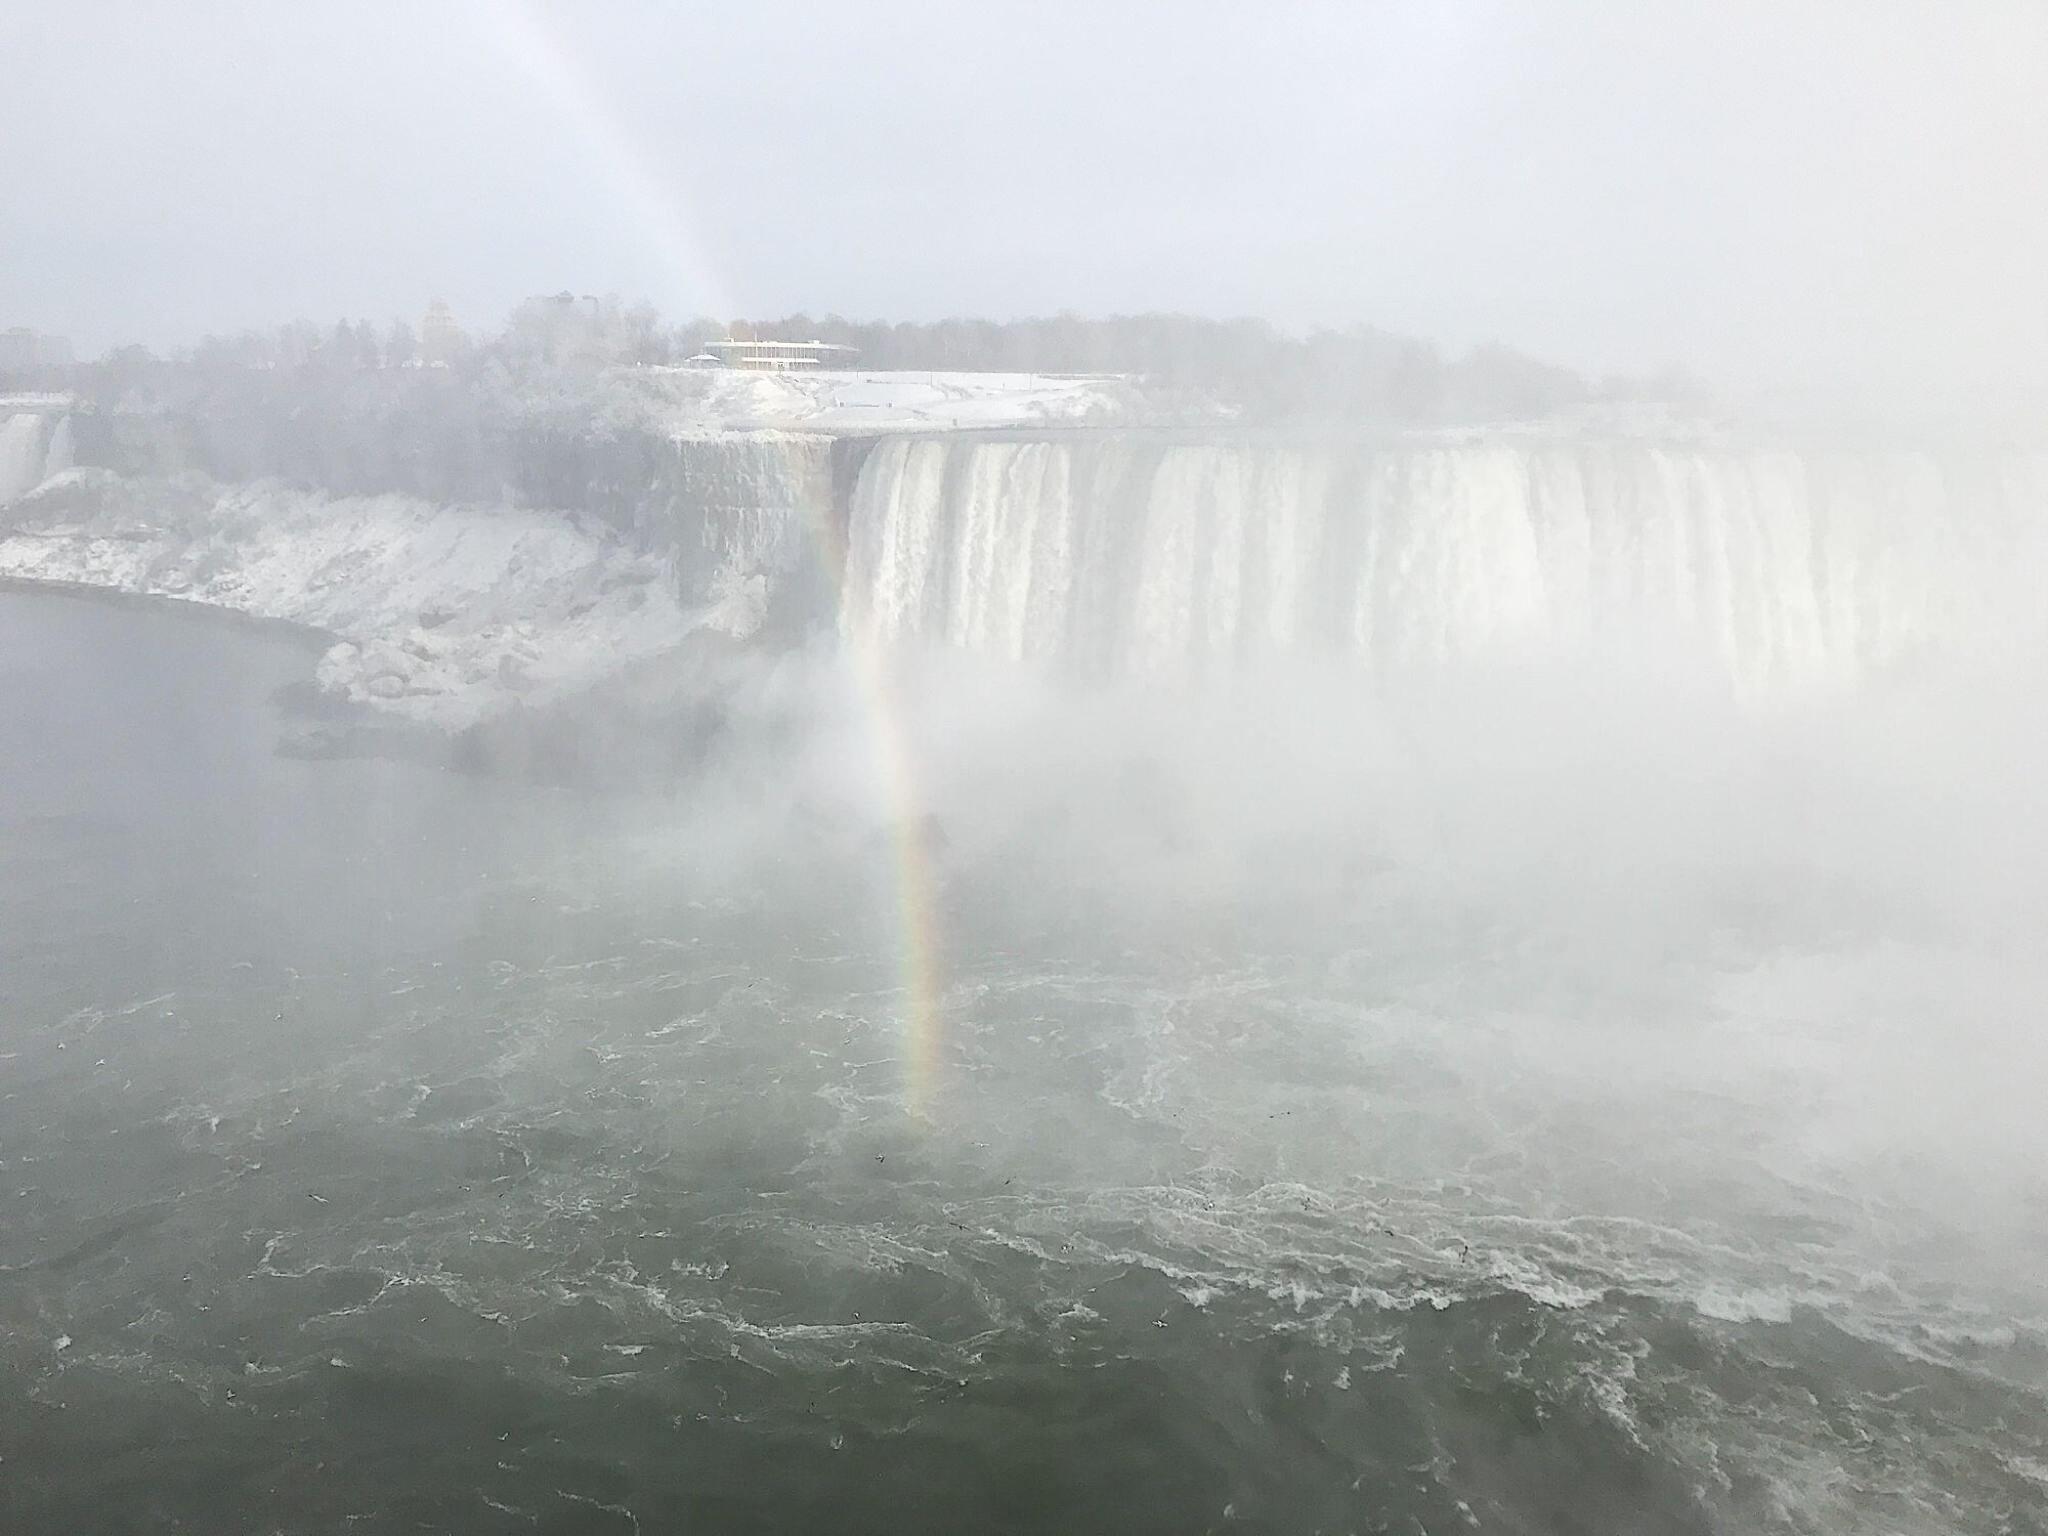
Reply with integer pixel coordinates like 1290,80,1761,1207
633,367,1139,433
0,469,703,728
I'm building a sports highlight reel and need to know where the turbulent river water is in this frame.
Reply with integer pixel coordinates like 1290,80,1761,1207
4,585,2047,1534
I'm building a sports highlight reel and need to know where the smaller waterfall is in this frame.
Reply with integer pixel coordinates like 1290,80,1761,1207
43,415,75,479
0,411,58,504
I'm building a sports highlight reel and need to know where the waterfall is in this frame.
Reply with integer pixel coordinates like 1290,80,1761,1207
842,434,2048,690
43,414,74,479
0,411,56,504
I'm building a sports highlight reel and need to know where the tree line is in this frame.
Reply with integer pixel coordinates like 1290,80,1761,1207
21,297,1706,427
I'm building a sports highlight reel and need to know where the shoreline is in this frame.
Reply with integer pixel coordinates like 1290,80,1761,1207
1,574,478,774
0,474,705,732
0,572,338,650
0,571,728,787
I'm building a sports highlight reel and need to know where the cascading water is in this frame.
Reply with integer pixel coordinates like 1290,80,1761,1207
0,409,59,504
43,413,74,479
843,433,2048,691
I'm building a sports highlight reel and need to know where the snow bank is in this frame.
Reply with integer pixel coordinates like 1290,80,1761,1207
632,368,1138,433
0,470,705,728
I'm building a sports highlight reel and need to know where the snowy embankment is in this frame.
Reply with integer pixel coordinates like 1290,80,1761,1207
631,367,1139,433
0,370,1139,732
0,467,705,729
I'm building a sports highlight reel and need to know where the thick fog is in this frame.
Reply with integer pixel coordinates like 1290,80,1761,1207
6,5,2048,1534
5,1,2047,415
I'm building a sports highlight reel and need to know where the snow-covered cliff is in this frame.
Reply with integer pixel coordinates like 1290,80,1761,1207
0,406,838,728
0,471,693,725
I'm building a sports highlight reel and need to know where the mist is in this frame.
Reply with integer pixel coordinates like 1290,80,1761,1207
6,4,2048,1533
6,2,2047,417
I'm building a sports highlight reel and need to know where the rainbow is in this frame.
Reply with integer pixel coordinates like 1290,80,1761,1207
468,0,735,324
808,493,948,1118
863,662,948,1118
475,0,947,1113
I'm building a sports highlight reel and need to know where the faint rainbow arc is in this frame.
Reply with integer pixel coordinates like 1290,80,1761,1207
807,492,948,1117
475,1,947,1113
469,0,736,324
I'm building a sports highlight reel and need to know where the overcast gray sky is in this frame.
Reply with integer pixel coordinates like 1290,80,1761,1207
5,2,2044,412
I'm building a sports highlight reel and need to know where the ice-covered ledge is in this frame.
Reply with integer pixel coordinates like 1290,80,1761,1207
624,366,1141,434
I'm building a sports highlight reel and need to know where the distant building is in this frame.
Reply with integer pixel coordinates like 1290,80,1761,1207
419,301,465,366
0,328,74,370
509,292,613,366
526,290,601,317
705,339,858,372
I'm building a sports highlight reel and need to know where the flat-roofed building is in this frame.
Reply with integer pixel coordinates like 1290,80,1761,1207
706,339,857,372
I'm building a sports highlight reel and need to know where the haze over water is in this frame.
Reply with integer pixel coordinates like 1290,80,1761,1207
6,550,2048,1531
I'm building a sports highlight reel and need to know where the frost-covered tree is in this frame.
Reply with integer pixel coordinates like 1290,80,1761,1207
385,319,418,368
